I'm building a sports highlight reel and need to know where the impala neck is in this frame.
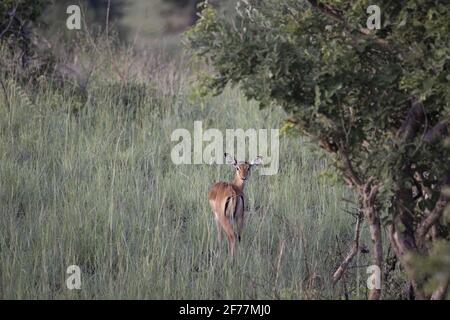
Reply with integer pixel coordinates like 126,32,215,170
232,173,246,191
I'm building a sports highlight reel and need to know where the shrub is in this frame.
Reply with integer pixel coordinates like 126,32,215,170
0,0,50,67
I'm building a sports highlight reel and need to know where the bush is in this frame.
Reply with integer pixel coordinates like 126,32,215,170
0,0,50,67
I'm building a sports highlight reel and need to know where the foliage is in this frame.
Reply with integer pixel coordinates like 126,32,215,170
187,0,450,299
412,241,450,298
0,0,50,67
0,0,49,27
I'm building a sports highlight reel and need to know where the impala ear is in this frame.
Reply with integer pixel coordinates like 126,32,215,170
250,156,263,166
224,153,237,165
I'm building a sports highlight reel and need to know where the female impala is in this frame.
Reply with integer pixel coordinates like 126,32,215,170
208,153,263,256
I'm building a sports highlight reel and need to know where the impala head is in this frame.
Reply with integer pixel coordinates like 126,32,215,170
224,153,263,181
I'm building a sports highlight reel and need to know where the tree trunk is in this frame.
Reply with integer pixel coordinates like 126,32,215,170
360,181,382,300
431,282,449,300
387,222,426,300
366,206,382,300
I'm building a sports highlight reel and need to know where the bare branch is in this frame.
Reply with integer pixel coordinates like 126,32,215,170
332,211,363,285
338,145,363,187
0,77,11,112
362,182,383,300
0,4,18,40
416,191,449,246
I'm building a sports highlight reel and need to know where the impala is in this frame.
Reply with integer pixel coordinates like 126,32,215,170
208,153,263,256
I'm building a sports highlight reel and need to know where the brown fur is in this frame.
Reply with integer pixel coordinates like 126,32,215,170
208,161,253,257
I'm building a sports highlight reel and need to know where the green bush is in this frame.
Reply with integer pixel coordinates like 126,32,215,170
0,0,50,67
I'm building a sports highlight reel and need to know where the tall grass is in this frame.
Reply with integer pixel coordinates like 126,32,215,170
0,38,375,299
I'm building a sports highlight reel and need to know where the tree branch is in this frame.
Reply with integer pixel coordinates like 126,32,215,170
0,77,11,112
396,99,425,142
431,281,449,300
0,4,18,40
361,181,383,300
416,189,449,247
307,0,392,51
338,145,363,188
423,119,450,144
387,223,426,299
332,211,363,285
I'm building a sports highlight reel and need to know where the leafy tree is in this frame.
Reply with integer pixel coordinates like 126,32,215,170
187,0,450,299
0,0,50,67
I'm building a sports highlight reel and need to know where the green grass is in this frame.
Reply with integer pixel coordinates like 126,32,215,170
0,44,376,299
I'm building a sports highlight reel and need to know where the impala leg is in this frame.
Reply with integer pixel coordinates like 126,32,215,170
214,215,222,246
229,235,236,258
227,233,236,257
221,220,236,257
236,215,244,243
235,197,244,243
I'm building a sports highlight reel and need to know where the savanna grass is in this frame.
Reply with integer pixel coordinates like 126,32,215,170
0,39,374,299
